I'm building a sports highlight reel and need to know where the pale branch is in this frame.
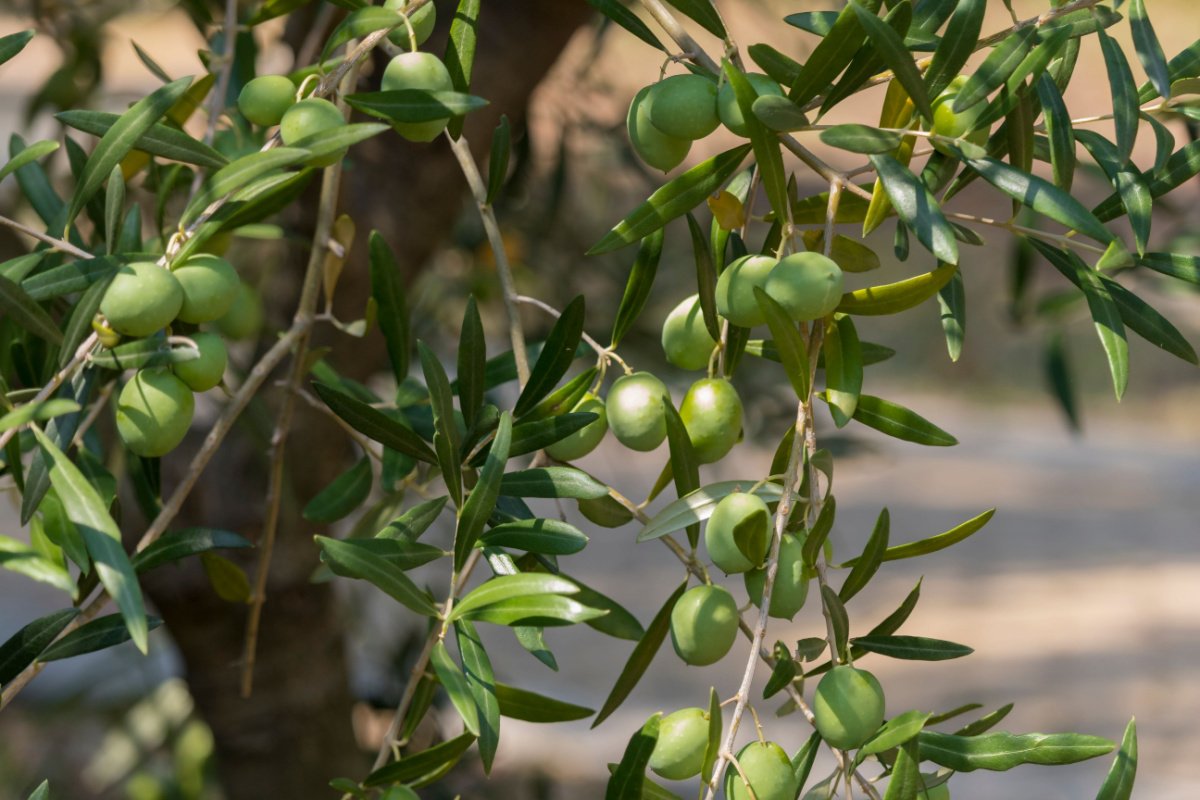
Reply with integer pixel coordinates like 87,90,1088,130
0,332,98,453
69,379,115,449
189,0,239,200
292,385,384,462
0,213,94,259
514,295,607,358
945,211,1107,256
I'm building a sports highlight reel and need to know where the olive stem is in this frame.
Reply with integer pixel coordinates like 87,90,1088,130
725,752,761,800
446,132,530,389
290,385,385,463
945,211,1107,256
514,294,627,372
0,332,98,454
188,0,239,201
69,379,115,449
0,213,95,259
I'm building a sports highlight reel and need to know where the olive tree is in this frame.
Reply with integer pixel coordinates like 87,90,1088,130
1,0,1194,797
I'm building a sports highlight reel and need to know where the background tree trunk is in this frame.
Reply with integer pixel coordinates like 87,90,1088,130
138,3,592,797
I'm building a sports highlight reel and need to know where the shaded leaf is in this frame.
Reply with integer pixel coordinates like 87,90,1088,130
37,614,163,662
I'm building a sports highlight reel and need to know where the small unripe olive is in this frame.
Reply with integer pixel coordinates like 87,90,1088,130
763,252,844,322
705,492,768,575
715,254,776,328
384,0,436,47
237,75,296,127
717,73,784,137
813,666,886,750
100,261,184,337
172,254,240,324
744,532,811,620
670,584,738,666
661,294,716,370
919,777,951,800
724,741,798,800
679,378,742,464
116,368,195,457
545,394,607,461
606,372,670,452
173,332,228,392
928,75,990,153
279,97,347,167
381,52,454,142
645,74,720,140
648,707,710,780
627,85,691,172
217,282,265,341
380,787,420,800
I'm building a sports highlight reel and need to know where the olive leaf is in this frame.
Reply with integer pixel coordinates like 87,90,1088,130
918,730,1115,772
0,608,79,684
610,230,664,348
37,614,164,662
362,733,477,787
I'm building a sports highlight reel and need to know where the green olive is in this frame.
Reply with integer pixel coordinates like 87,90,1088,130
545,393,608,461
383,0,436,47
679,378,742,464
744,532,811,620
116,368,195,457
237,75,296,127
199,230,233,257
813,666,886,750
380,787,420,800
645,74,720,140
724,741,798,800
717,73,784,137
173,332,228,392
928,75,990,153
705,492,768,575
670,584,738,666
661,294,716,371
100,261,184,337
715,255,776,328
381,52,454,142
172,254,240,324
648,707,710,780
627,85,692,172
216,282,265,341
279,97,347,167
763,252,844,322
918,777,950,800
606,372,670,452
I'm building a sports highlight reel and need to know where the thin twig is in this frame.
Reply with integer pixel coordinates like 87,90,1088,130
0,333,98,453
69,380,115,449
188,0,240,200
0,214,94,259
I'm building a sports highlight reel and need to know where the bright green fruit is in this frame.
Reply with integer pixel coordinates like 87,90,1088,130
661,294,716,370
715,254,776,328
279,97,347,167
237,75,296,127
381,52,454,142
724,741,798,800
648,707,710,780
173,332,228,392
928,75,990,152
670,584,738,666
100,261,184,337
627,85,691,172
764,252,844,321
645,74,720,140
679,378,742,464
116,369,195,457
384,0,436,47
216,283,265,341
813,666,886,750
919,777,950,800
545,394,607,461
705,492,768,575
172,254,240,324
745,532,810,620
717,73,784,137
606,372,669,452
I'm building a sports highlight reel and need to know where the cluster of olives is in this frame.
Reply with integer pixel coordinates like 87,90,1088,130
237,75,350,167
627,71,783,172
99,255,254,458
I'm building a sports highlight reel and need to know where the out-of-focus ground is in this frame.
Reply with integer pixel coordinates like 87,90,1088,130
4,1,1200,798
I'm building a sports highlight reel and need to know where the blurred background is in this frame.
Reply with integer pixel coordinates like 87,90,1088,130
2,0,1200,798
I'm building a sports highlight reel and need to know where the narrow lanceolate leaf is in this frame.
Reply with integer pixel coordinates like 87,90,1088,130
0,29,35,67
749,44,803,88
852,634,973,661
419,341,462,506
131,528,252,574
919,730,1115,772
313,382,435,463
703,687,723,783
431,639,481,736
55,110,226,171
1138,252,1200,285
65,76,192,230
181,148,310,226
362,733,477,787
821,1,914,115
1100,276,1197,366
588,145,752,255
953,27,1037,113
455,413,511,570
610,230,663,348
0,536,75,594
449,573,579,622
945,145,1113,244
1096,719,1137,800
802,496,837,568
923,0,985,97
851,3,933,121
1074,256,1129,401
458,296,487,427
938,269,966,362
883,739,923,800
837,260,957,316
1096,25,1139,166
288,123,387,163
321,7,402,63
37,614,164,662
1037,74,1075,192
860,710,933,757
847,394,958,446
368,231,411,383
662,401,700,549
32,427,148,653
788,2,867,108
105,164,125,253
839,508,889,602
752,95,809,131
514,296,585,417
687,212,721,343
839,508,995,567
824,314,862,427
724,62,788,221
495,682,594,722
593,579,688,728
0,276,63,345
1075,130,1151,256
510,412,598,457
820,584,850,661
869,154,958,264
478,518,588,555
665,0,724,38
315,536,439,616
343,90,488,123
0,140,58,184
457,594,606,627
486,116,511,206
0,608,79,684
303,457,372,524
499,468,607,500
443,0,481,139
579,0,664,51
1095,139,1200,222
820,125,904,155
607,712,661,800
638,480,785,542
1129,0,1170,101
755,288,810,400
